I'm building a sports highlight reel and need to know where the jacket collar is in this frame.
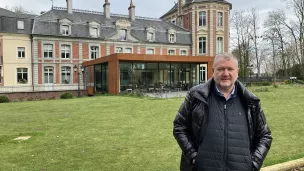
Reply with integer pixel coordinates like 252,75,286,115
193,78,260,106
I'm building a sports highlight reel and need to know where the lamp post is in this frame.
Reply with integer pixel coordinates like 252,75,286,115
247,64,254,87
74,64,84,98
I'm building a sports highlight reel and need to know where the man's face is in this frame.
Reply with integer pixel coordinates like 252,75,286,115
212,56,239,91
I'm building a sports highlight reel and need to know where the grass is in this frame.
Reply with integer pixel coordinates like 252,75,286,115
0,84,303,170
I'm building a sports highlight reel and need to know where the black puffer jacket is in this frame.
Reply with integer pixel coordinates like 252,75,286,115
173,78,272,171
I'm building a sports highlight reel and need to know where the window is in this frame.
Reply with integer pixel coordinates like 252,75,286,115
43,44,53,58
147,32,154,41
168,50,176,55
218,12,223,27
146,49,155,54
171,20,176,24
169,34,175,43
17,20,24,29
61,45,71,59
217,37,223,54
116,47,123,53
199,37,207,54
90,46,99,59
125,48,132,54
90,27,98,37
17,68,28,84
44,67,54,84
62,25,69,35
61,66,71,84
17,47,25,58
181,50,187,56
199,11,207,26
119,29,127,41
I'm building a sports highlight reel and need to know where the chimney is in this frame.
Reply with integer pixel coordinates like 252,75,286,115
103,0,110,19
178,0,185,15
66,0,73,14
128,0,135,21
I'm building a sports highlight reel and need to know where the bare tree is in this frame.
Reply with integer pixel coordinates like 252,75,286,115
231,10,252,79
4,5,36,15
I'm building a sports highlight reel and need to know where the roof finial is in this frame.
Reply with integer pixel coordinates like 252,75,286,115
130,0,134,6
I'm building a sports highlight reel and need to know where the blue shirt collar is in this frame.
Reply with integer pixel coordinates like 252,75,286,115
215,85,236,100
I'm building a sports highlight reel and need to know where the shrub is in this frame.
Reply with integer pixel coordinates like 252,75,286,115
129,89,145,97
253,87,269,92
273,84,279,88
252,82,271,86
284,80,292,84
296,80,304,84
60,92,73,99
0,96,9,103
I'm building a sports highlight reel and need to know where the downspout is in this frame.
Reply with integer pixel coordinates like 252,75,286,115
31,34,34,92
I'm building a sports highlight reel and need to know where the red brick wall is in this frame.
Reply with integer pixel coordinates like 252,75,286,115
224,11,229,52
155,48,160,55
194,11,197,56
83,43,88,59
140,47,145,54
110,45,114,55
162,48,167,55
38,64,42,84
133,46,138,54
55,42,59,59
73,70,78,84
101,44,106,57
73,43,79,59
176,48,180,56
38,41,41,58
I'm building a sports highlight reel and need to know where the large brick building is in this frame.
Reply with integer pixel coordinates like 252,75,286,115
0,0,231,94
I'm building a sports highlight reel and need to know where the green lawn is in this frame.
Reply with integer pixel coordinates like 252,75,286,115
0,85,303,171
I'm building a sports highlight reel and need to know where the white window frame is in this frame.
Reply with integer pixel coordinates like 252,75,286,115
17,20,24,30
217,37,224,54
180,49,187,56
90,45,99,60
119,29,127,41
43,44,54,58
44,66,54,84
147,32,154,41
217,12,223,27
17,68,28,84
60,44,71,59
146,48,155,55
198,36,207,54
168,49,176,55
169,34,175,43
124,48,132,54
61,66,72,84
198,11,207,27
17,47,25,59
90,27,99,38
61,25,70,36
116,47,123,53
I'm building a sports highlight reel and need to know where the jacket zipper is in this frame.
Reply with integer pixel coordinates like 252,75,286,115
224,104,228,171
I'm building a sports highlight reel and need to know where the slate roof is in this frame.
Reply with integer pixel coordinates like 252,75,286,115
160,0,232,19
0,8,36,34
33,7,192,45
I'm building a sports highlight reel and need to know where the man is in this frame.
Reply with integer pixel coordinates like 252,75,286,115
173,53,272,171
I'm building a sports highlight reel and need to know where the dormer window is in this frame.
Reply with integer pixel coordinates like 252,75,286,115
169,34,175,43
119,29,127,41
62,25,69,35
168,29,176,43
17,20,24,30
147,32,154,41
90,27,98,37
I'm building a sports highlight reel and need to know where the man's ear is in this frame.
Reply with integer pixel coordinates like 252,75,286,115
237,68,240,73
212,67,214,73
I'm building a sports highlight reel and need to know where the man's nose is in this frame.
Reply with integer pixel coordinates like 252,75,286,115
222,69,229,76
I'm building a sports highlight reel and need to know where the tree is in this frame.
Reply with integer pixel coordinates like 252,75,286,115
4,5,36,15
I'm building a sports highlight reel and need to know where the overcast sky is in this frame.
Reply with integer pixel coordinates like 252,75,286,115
0,0,295,21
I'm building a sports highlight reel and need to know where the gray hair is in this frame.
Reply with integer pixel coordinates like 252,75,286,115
213,53,239,67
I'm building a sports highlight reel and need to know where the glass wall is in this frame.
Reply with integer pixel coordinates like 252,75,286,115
94,63,108,93
118,62,207,92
